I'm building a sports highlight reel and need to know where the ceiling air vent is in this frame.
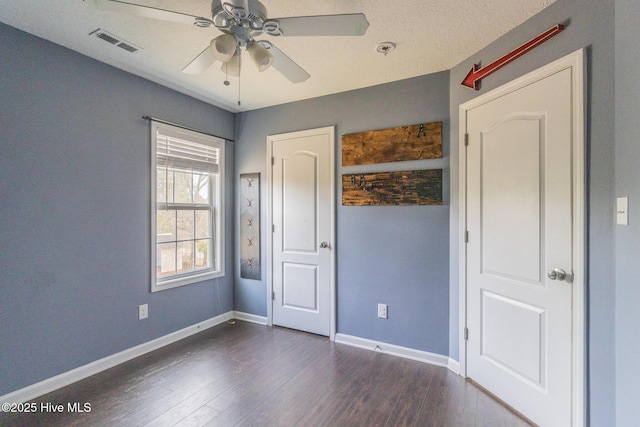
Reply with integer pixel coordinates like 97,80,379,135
89,29,141,53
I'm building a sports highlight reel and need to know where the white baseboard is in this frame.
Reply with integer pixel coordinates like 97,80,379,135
448,358,461,374
334,333,456,371
0,311,233,406
233,311,268,325
2,315,457,407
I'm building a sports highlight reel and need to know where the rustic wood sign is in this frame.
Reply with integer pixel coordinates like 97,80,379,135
342,169,443,206
342,122,442,166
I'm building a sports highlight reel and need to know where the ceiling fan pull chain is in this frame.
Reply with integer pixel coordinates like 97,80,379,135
224,66,230,86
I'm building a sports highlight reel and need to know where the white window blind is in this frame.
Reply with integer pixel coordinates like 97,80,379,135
155,126,220,173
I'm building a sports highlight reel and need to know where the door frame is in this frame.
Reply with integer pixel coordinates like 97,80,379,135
266,126,337,340
458,49,585,426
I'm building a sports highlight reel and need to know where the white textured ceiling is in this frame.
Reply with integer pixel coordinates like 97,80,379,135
0,0,555,112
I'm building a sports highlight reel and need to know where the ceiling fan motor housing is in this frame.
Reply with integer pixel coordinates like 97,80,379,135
212,0,267,29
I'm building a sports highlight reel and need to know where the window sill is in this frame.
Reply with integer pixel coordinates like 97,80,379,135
152,270,224,292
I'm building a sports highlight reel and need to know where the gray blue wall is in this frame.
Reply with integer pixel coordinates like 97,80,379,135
0,22,235,396
615,1,640,426
449,0,615,424
234,72,451,355
3,0,638,424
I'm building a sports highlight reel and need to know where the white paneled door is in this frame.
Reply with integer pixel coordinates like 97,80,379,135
269,127,335,337
462,52,584,426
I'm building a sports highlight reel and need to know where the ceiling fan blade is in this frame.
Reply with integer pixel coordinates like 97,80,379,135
92,0,203,26
182,46,218,74
258,41,310,83
267,14,369,37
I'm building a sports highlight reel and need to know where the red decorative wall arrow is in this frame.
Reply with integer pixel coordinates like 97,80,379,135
461,24,565,90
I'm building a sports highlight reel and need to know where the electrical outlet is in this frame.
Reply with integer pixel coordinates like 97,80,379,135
377,303,388,319
138,304,148,320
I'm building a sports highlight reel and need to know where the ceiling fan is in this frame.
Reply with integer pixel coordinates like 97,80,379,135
91,0,369,84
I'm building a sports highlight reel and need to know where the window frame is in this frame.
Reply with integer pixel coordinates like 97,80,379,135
150,121,225,292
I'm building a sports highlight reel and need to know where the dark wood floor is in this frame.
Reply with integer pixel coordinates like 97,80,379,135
1,321,532,427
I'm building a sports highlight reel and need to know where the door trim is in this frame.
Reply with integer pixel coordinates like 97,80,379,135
458,49,585,426
266,126,337,341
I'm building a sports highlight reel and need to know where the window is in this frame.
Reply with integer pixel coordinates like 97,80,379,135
151,121,225,292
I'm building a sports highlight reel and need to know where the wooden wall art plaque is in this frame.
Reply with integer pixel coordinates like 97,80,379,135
342,122,442,166
240,173,261,280
342,169,443,206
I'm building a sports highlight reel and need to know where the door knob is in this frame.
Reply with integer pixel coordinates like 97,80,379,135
319,242,329,249
547,268,567,281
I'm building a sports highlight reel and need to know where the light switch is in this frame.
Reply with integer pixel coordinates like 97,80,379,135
617,197,629,225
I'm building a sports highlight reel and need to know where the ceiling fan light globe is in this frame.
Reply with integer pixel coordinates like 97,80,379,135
248,42,275,72
210,33,237,62
221,51,242,77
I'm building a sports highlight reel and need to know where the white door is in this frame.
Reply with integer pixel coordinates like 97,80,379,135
269,127,335,337
463,52,584,426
